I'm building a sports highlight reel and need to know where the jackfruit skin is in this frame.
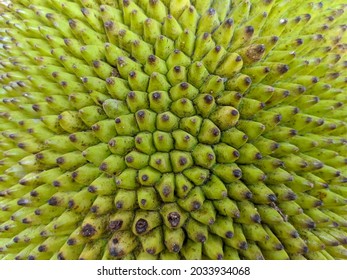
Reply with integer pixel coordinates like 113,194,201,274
0,0,346,260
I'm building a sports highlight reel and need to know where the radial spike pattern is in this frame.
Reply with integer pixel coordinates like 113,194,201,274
0,0,346,260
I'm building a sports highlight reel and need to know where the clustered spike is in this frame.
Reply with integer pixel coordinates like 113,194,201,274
0,0,346,260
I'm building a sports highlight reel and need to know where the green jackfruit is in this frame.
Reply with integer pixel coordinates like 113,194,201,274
0,0,346,260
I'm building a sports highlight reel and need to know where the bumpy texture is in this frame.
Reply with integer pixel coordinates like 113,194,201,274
0,0,346,260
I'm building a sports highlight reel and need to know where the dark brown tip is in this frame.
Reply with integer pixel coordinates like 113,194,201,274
152,91,161,100
180,82,189,90
293,87,304,96
204,94,214,104
225,18,234,27
296,37,303,45
235,55,242,62
172,244,180,253
270,143,279,151
278,64,289,74
192,201,201,210
207,8,215,15
162,186,171,197
99,162,108,171
129,71,136,78
68,19,76,29
179,156,188,166
35,153,44,160
56,157,65,164
231,109,238,116
68,199,75,209
109,220,123,231
81,224,96,237
233,150,240,158
291,231,299,238
245,192,253,200
141,174,149,182
57,253,65,260
167,212,181,227
71,171,78,179
146,248,156,255
302,246,309,254
239,241,248,250
125,155,134,163
32,104,40,112
109,247,124,257
173,66,181,73
69,134,77,142
268,194,277,202
161,113,169,121
135,136,142,144
244,76,252,85
48,196,58,206
245,26,254,35
197,233,207,243
134,111,145,121
92,60,100,68
274,114,282,123
252,214,261,223
214,45,221,53
106,77,114,85
135,218,148,234
314,200,323,207
306,221,316,229
290,129,297,136
332,222,339,228
211,127,220,136
118,29,127,38
22,218,30,224
233,169,242,178
52,180,60,187
286,192,297,200
67,238,76,246
255,153,262,160
148,54,156,64
30,190,38,197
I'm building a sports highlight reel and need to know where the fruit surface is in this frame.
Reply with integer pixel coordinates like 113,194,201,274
0,0,346,260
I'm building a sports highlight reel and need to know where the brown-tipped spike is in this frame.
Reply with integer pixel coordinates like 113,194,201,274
135,218,148,234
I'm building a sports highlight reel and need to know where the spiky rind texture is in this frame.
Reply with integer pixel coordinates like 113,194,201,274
0,0,346,260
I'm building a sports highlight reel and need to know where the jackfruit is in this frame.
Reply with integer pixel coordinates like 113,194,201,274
0,0,346,260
